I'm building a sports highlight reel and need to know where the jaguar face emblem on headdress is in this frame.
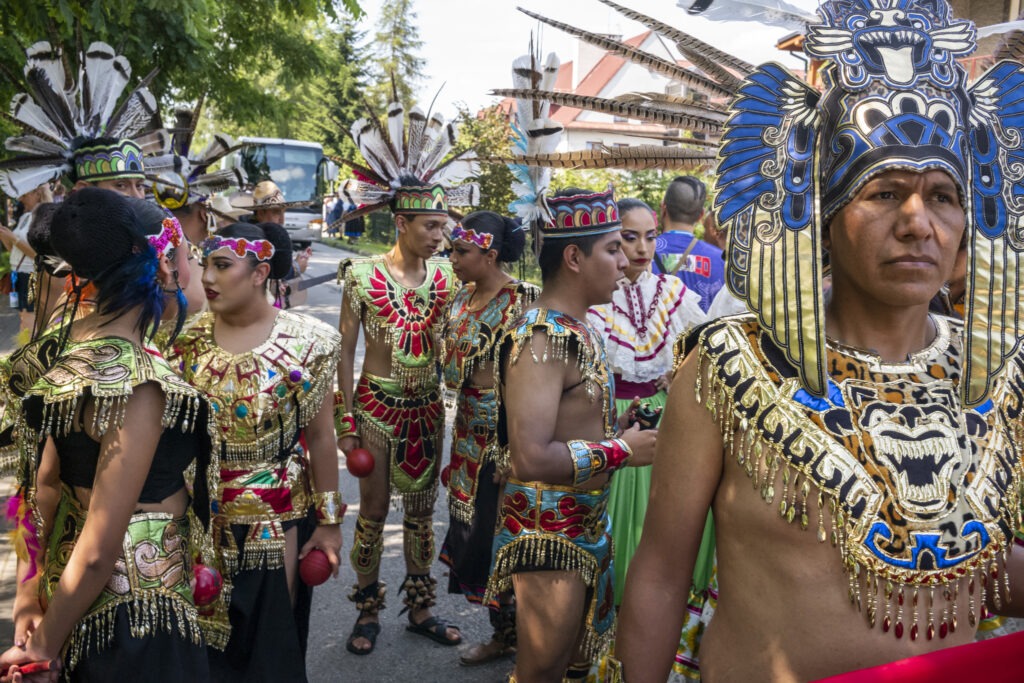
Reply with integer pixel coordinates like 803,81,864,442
806,0,975,90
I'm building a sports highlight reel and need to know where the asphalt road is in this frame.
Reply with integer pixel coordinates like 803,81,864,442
295,242,512,682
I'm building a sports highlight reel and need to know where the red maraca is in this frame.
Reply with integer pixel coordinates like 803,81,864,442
300,548,332,586
346,447,375,478
192,563,223,614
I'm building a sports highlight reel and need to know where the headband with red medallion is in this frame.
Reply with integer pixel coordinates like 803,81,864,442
541,185,621,239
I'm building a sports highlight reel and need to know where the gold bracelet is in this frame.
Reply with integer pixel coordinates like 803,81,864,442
313,490,346,525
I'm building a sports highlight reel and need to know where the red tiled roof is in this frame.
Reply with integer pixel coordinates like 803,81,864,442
551,31,652,124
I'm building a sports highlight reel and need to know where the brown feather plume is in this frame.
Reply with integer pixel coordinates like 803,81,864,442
491,145,716,171
596,0,753,80
492,87,724,132
613,130,720,147
617,91,729,115
993,11,1024,63
517,7,733,100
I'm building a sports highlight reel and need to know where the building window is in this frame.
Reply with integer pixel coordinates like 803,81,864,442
586,141,602,150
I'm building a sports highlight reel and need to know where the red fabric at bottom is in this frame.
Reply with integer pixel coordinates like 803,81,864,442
814,631,1024,683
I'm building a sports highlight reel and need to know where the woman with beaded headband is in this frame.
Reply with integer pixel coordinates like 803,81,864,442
438,211,538,666
617,0,1024,680
0,188,218,681
166,221,343,682
585,198,705,603
0,193,202,666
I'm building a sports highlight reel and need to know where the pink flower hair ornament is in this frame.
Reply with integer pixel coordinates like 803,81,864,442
148,216,184,259
201,236,276,262
451,224,494,251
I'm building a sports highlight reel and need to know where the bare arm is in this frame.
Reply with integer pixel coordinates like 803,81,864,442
507,331,656,484
504,330,575,484
0,226,36,260
336,286,359,452
617,350,724,683
299,388,343,574
0,226,16,251
11,384,165,663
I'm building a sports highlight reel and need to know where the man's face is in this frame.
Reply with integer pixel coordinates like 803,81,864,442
826,169,965,309
397,213,446,260
579,230,627,304
89,177,147,198
255,206,286,225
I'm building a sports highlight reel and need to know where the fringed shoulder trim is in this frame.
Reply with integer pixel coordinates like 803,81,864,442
25,337,204,439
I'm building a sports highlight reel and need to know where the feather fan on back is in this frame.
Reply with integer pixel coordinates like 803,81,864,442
505,44,564,226
0,40,168,198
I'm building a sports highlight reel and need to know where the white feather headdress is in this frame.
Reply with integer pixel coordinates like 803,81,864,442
333,95,479,223
0,41,170,198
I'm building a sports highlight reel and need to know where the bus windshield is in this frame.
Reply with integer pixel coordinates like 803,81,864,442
239,143,322,203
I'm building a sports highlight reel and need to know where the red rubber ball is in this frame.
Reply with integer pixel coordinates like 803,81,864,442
300,549,332,586
192,563,223,607
346,447,375,478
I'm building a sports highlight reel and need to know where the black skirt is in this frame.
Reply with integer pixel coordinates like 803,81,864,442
208,514,315,683
440,461,502,604
68,604,209,682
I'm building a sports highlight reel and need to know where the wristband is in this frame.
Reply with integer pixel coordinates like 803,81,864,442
567,438,632,486
313,490,347,525
333,391,357,439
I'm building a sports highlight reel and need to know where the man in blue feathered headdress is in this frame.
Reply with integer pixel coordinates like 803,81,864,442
616,1,1024,680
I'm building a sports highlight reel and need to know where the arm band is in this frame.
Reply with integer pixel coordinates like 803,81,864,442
333,391,357,439
567,438,632,487
313,490,347,525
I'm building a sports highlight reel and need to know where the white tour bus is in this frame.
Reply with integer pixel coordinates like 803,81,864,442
224,137,336,241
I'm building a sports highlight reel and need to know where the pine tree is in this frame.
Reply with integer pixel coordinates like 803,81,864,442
369,0,426,110
294,19,368,159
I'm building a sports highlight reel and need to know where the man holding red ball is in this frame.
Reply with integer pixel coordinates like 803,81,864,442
334,175,460,657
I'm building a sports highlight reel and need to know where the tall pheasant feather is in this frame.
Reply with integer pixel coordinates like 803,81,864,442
491,88,725,133
596,0,752,88
496,145,716,171
517,7,733,100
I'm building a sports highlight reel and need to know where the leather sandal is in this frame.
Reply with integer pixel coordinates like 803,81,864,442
346,620,381,655
406,614,462,646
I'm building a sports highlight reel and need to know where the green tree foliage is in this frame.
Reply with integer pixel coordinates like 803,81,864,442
291,19,368,159
368,0,425,110
551,168,673,210
453,104,514,216
0,0,364,142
